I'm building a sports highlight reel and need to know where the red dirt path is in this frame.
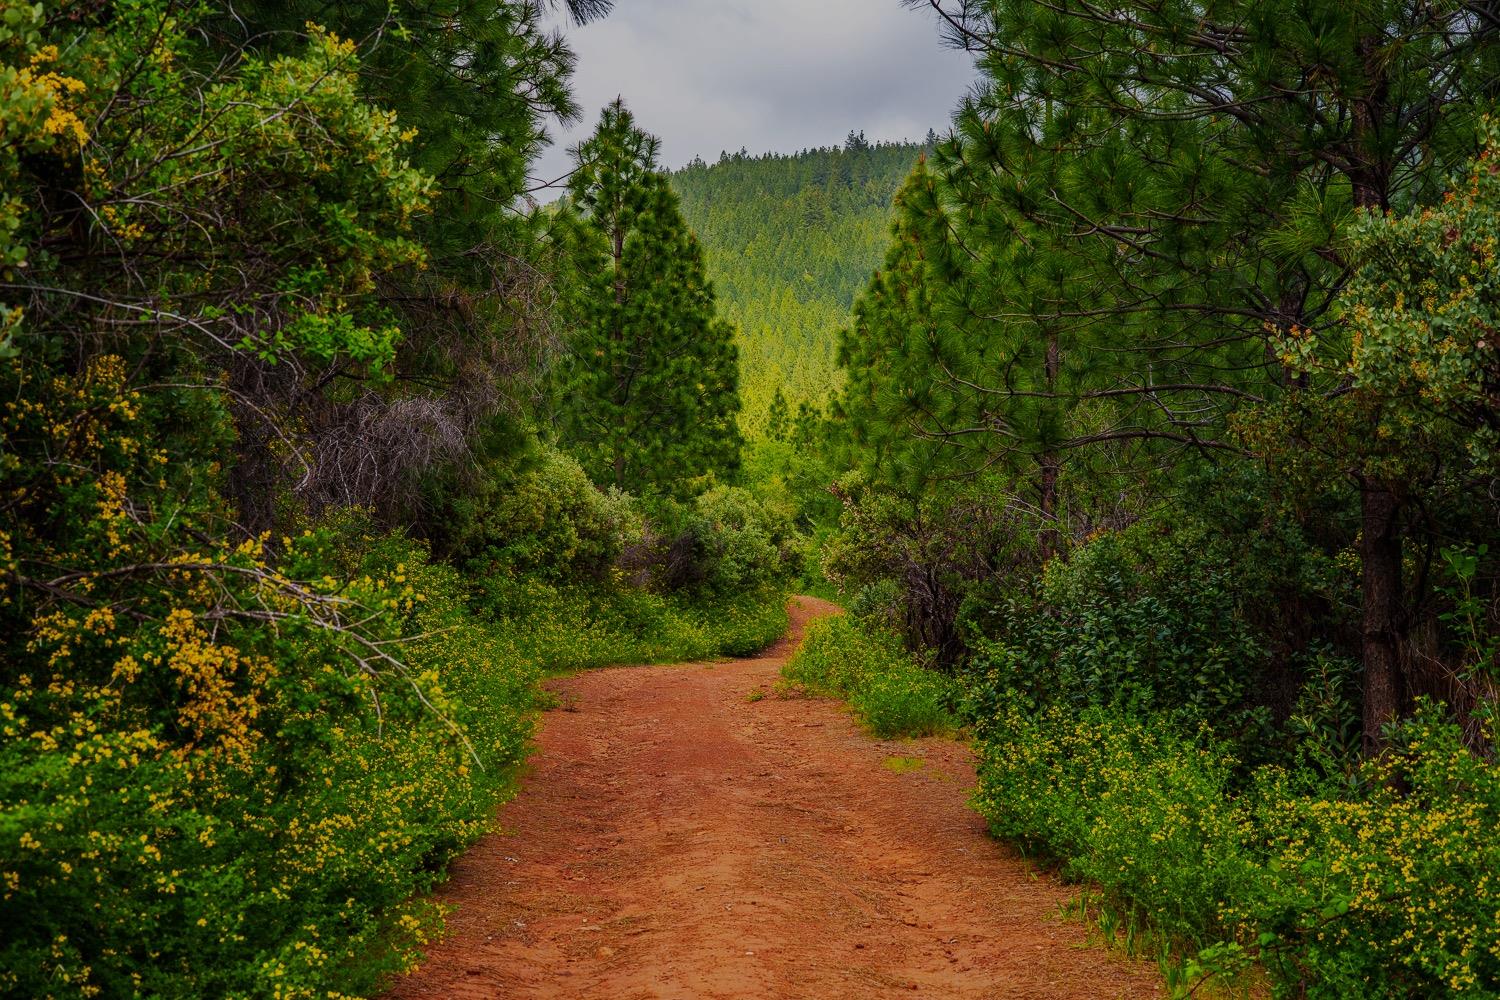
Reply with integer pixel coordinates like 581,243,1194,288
385,596,1161,1000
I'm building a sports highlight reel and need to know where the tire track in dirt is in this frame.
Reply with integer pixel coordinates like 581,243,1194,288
385,596,1161,999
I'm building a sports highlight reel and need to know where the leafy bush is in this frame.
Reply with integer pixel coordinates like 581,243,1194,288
617,487,802,595
822,472,1035,666
974,703,1262,942
963,481,1348,746
452,446,637,584
693,485,803,592
0,524,538,998
783,615,958,738
972,701,1500,998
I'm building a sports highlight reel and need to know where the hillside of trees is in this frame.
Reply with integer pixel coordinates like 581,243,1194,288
671,136,929,433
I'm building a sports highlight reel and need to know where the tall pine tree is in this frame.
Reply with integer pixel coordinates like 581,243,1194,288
901,0,1500,746
552,100,742,494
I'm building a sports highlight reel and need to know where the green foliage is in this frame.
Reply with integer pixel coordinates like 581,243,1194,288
968,524,1262,733
738,430,843,533
0,5,793,994
0,521,539,997
551,99,742,494
201,0,581,520
472,577,791,669
452,445,636,584
822,472,1036,665
973,702,1500,998
975,704,1256,943
1438,544,1500,683
765,388,790,441
834,158,996,488
691,485,803,594
0,1,66,348
1266,116,1500,533
671,139,929,431
607,487,803,597
19,12,434,369
782,615,958,738
1338,123,1500,475
962,463,1360,741
840,0,1500,757
1,487,788,997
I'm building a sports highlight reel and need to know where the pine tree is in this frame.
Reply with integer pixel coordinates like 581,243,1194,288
904,0,1500,745
552,100,742,495
766,389,791,442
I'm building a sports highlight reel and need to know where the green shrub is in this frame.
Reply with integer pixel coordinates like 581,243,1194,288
961,492,1354,749
783,615,957,738
618,488,803,596
981,526,1263,727
822,472,1035,666
0,525,540,998
693,485,803,593
972,701,1500,998
452,446,636,584
974,703,1261,942
1253,710,1500,997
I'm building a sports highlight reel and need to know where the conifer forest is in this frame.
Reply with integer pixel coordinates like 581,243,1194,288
4,1,1500,997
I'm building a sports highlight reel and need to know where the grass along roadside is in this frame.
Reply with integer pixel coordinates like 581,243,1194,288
486,582,792,677
779,613,960,739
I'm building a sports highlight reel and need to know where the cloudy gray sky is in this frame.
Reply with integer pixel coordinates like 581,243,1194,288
532,0,976,191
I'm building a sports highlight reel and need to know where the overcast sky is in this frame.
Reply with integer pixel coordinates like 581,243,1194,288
531,0,977,192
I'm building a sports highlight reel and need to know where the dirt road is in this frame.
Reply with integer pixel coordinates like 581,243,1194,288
386,597,1160,999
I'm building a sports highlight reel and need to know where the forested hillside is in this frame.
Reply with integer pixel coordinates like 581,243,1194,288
671,136,928,432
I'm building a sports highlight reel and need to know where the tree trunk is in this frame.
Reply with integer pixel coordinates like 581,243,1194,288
1359,477,1405,754
1348,30,1402,755
611,222,627,490
1038,330,1061,560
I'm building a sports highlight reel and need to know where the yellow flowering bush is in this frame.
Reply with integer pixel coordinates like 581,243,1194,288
0,420,541,998
973,702,1500,998
0,349,530,995
1250,710,1500,996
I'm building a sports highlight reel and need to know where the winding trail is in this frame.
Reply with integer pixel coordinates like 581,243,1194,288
386,597,1160,999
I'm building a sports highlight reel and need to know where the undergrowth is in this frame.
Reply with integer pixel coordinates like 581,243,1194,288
2,520,789,997
781,614,958,738
974,701,1500,998
476,577,790,672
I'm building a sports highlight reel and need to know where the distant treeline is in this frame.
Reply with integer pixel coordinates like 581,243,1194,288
671,133,933,434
